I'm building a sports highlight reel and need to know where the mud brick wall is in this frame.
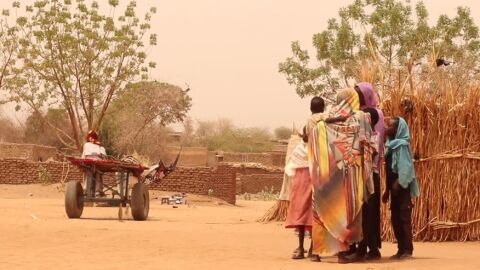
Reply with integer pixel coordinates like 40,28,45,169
235,167,273,175
0,159,237,204
205,165,237,205
0,159,83,184
222,152,286,167
149,164,236,204
222,152,273,165
0,143,58,161
237,173,283,194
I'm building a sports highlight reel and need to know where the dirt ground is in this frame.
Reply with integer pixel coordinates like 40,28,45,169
0,184,479,270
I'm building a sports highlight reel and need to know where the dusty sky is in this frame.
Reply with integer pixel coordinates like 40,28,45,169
1,0,480,131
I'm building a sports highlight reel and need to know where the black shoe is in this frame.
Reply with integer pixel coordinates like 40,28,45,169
399,253,412,259
338,253,362,264
310,255,321,262
338,250,354,257
365,251,381,260
389,253,403,260
338,255,350,264
348,252,365,262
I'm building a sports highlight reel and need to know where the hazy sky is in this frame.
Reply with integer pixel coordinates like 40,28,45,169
1,0,480,131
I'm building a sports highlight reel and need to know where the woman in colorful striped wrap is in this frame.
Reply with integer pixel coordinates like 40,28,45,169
307,88,375,263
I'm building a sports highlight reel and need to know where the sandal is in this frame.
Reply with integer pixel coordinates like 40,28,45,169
292,247,307,254
292,248,305,259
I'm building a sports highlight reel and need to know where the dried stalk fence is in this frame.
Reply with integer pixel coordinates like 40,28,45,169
380,68,480,241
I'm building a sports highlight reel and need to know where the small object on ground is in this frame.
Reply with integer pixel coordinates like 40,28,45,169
30,214,40,220
172,205,178,208
28,193,34,197
160,196,170,204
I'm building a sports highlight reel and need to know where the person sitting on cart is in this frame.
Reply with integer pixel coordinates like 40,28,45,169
82,130,107,197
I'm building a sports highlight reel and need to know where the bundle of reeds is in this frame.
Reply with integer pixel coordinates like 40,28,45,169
258,200,290,223
258,134,302,223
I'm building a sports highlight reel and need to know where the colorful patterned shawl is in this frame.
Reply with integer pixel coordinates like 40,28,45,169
308,88,375,254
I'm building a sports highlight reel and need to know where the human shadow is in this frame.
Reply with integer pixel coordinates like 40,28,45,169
78,217,160,222
317,255,436,265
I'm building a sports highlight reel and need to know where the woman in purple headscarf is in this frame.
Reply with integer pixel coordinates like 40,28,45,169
349,82,384,261
355,82,385,140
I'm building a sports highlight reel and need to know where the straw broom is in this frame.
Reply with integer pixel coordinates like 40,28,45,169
258,199,290,223
258,134,302,223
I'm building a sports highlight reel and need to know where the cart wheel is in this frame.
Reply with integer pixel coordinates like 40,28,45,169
65,181,84,219
130,183,149,221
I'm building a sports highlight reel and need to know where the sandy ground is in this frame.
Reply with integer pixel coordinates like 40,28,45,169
0,184,479,270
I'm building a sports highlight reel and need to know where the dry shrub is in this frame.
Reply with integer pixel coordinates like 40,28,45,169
0,115,23,143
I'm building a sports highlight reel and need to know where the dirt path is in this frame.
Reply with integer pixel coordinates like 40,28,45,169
0,184,479,270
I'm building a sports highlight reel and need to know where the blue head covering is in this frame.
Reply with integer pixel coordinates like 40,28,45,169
386,117,420,197
386,117,410,149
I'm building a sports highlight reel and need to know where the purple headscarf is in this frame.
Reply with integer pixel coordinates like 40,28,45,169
356,82,378,108
356,82,385,169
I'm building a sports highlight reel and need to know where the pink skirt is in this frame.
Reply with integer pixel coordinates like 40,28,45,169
285,167,313,230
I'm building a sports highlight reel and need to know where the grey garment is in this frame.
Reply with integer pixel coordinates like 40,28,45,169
83,170,103,194
82,155,104,194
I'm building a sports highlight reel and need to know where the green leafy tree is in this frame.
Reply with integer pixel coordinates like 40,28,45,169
279,0,480,100
0,9,17,93
102,81,191,156
6,0,157,152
